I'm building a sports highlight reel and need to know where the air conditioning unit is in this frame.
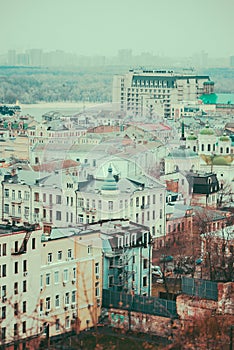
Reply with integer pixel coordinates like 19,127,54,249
64,306,68,311
23,272,28,277
96,275,99,280
63,281,66,286
72,313,77,319
71,304,75,309
2,297,7,302
72,279,76,284
45,311,49,316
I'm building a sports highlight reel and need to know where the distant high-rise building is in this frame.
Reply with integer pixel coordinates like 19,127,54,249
230,56,234,67
7,49,16,65
27,49,43,66
112,69,212,118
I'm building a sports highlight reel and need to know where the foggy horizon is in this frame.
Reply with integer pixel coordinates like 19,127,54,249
1,0,234,59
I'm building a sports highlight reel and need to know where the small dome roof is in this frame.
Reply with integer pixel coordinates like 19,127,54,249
101,165,118,191
219,134,230,142
168,146,198,158
212,156,231,166
187,131,197,140
200,123,214,135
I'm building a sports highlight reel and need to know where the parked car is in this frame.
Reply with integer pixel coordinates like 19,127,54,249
152,265,163,277
160,255,173,263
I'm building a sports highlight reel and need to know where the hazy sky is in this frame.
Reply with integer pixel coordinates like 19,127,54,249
1,0,234,57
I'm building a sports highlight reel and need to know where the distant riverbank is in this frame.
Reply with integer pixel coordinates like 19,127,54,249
20,101,107,120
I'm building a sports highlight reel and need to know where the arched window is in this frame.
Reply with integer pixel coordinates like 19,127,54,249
226,147,229,153
207,144,211,151
220,147,223,154
201,144,204,151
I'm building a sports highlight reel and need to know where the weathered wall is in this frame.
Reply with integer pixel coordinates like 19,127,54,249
108,308,178,337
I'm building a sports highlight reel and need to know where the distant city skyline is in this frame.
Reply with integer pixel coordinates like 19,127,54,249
1,0,234,58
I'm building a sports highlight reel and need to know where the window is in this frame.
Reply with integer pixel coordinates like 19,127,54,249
14,323,18,337
153,194,156,204
22,321,26,333
2,264,6,277
4,204,9,214
14,282,18,295
54,271,59,284
23,280,27,292
1,327,6,341
108,201,113,210
2,306,6,319
56,195,62,204
95,282,100,297
77,197,84,208
63,269,68,282
88,245,92,254
58,251,62,260
95,262,99,275
72,267,76,279
1,285,6,298
14,262,18,274
55,295,60,308
67,249,72,259
65,316,70,329
65,292,69,305
143,276,147,287
55,319,60,331
143,259,148,269
14,302,18,316
32,238,36,250
56,211,62,220
23,190,28,201
46,297,51,310
12,190,15,200
108,275,114,288
136,213,139,223
46,274,50,286
72,290,76,303
23,260,27,272
48,253,52,263
22,301,26,313
4,189,9,198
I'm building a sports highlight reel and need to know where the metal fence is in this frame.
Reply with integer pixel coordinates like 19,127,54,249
181,277,218,301
102,289,178,318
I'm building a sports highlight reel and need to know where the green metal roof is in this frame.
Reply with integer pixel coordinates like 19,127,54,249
101,165,118,191
199,93,234,105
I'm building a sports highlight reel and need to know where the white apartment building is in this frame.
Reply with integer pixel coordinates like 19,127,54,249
76,165,166,239
112,69,211,118
0,223,42,348
1,169,78,230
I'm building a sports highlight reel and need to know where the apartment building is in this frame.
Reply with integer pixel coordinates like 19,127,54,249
0,169,78,230
40,226,103,337
0,223,42,349
76,165,166,239
112,69,211,118
99,220,152,296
